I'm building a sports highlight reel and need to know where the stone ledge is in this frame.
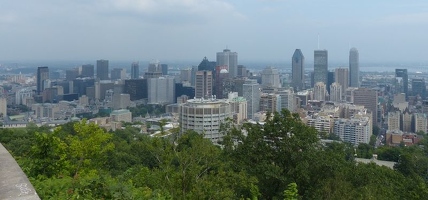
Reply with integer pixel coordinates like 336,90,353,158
0,143,40,200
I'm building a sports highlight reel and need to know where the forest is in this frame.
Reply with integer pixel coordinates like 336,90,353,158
1,109,428,199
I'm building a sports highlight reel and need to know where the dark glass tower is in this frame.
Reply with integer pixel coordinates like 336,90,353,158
81,64,94,78
37,66,49,95
292,49,305,91
131,62,140,79
96,59,109,80
395,69,408,98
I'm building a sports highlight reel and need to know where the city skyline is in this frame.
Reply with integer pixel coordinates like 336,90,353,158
0,1,427,63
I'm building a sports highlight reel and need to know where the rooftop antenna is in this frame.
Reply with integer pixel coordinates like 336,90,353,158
317,34,320,49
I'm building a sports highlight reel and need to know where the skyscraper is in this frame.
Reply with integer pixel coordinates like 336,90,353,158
243,80,261,119
96,59,109,80
261,66,281,88
412,78,426,99
131,62,140,79
37,66,49,95
195,71,213,99
349,48,359,87
314,50,328,85
292,49,305,91
395,69,408,98
314,82,326,101
216,49,238,78
81,64,94,78
353,88,378,126
111,68,126,80
335,68,349,92
330,82,342,102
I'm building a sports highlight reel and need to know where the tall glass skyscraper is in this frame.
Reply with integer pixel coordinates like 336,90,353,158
314,50,328,85
292,49,305,91
349,48,359,87
96,59,109,80
37,66,49,95
216,49,238,78
131,62,139,79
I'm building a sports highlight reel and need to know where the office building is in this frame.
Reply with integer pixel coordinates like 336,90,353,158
145,61,162,79
353,88,378,125
131,62,140,79
0,98,6,117
195,71,213,99
414,113,427,133
314,82,326,101
330,82,342,102
161,64,168,75
387,111,401,131
335,68,349,92
175,83,195,102
349,48,359,87
261,66,281,89
217,49,238,78
66,69,79,81
96,59,109,80
113,94,131,110
124,79,148,101
314,50,328,85
292,49,305,91
147,77,175,104
243,81,261,119
278,88,295,112
412,78,426,99
111,68,126,80
81,64,94,78
214,66,229,99
395,69,408,98
259,93,281,113
37,66,49,95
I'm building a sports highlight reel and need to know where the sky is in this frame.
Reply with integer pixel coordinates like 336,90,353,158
0,0,427,64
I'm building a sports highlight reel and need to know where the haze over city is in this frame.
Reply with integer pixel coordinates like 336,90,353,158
0,0,427,64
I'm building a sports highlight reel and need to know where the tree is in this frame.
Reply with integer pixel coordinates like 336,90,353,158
284,183,298,200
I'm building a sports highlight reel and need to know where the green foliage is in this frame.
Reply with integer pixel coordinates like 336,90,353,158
2,110,428,199
284,183,298,200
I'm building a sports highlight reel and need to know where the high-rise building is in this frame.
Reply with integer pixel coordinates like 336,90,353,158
412,78,426,99
292,49,305,91
261,66,281,89
37,66,49,95
314,50,328,85
111,68,126,80
243,80,261,119
195,71,213,99
216,49,238,78
330,82,342,102
147,77,175,104
335,68,349,92
259,93,281,113
353,88,378,126
327,71,335,94
395,69,408,98
145,61,162,78
314,82,326,101
131,62,140,79
81,64,94,78
179,98,233,142
124,79,148,101
349,48,359,87
0,97,7,117
161,64,168,75
414,113,427,133
387,111,401,131
278,88,296,112
334,117,371,145
66,68,79,81
214,66,229,99
96,59,109,80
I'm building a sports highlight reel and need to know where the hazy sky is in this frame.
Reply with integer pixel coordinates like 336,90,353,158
0,0,427,63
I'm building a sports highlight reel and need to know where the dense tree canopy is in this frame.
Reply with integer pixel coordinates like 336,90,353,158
1,110,428,199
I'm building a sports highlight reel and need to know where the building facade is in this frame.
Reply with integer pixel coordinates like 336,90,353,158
314,50,328,85
96,59,109,80
349,48,359,87
292,49,305,91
